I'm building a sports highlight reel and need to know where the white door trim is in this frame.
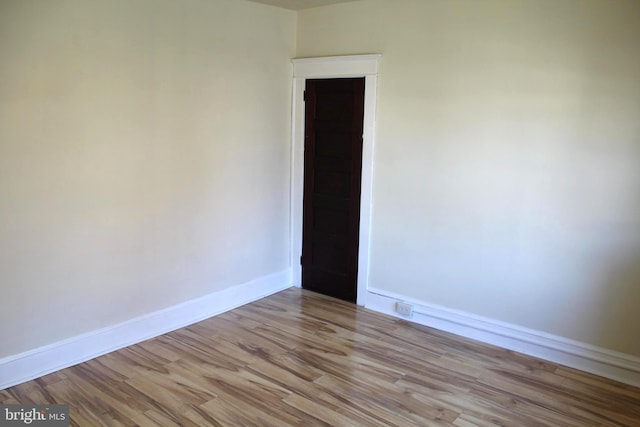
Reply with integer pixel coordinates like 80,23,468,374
290,54,381,306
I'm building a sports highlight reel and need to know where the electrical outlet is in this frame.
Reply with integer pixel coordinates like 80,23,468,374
396,301,413,317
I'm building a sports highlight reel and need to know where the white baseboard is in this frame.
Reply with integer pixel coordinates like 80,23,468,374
0,269,292,390
366,287,640,388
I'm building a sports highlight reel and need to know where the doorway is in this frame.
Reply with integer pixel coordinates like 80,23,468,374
291,54,381,306
301,78,365,302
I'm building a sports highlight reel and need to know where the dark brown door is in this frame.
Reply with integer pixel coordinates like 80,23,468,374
302,78,365,303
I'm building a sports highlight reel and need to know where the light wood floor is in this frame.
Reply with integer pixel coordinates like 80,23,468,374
2,288,639,426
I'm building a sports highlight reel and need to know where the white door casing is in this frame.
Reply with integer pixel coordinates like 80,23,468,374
290,54,381,306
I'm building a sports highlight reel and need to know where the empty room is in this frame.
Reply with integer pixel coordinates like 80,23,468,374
1,0,639,425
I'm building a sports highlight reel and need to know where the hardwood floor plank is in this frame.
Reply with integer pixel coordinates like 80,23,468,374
194,370,321,426
2,287,639,426
45,378,121,427
452,412,514,427
0,390,19,404
314,372,460,425
476,366,639,426
282,392,378,426
131,409,182,427
197,399,273,426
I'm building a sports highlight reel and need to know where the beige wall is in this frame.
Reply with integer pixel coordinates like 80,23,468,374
0,0,295,357
298,0,640,356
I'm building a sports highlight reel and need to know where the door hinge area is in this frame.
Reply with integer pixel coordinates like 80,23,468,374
300,255,303,265
303,90,306,102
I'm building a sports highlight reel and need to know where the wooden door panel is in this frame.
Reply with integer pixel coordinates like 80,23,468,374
314,131,353,157
314,171,351,197
312,239,349,271
313,206,349,235
302,78,365,303
302,267,350,301
313,155,351,173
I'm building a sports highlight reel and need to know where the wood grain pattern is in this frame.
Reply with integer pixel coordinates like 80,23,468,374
2,287,639,426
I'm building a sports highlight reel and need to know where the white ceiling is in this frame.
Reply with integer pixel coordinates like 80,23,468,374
245,0,360,11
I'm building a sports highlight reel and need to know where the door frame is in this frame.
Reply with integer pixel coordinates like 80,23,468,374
290,54,381,306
